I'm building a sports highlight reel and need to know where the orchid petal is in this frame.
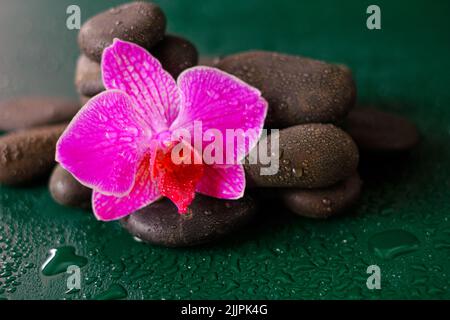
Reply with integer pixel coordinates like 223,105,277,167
196,164,245,199
102,39,182,132
56,90,147,196
92,153,161,221
172,67,268,164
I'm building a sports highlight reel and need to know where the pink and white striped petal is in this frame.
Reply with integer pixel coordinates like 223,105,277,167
172,67,268,165
196,164,245,199
92,154,161,221
102,39,182,133
56,90,147,196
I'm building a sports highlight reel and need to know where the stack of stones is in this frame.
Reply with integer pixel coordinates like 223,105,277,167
0,1,419,248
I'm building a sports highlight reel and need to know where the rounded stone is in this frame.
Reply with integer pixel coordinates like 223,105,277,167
120,194,257,247
49,165,92,209
0,97,79,131
152,35,199,78
280,172,362,219
217,51,356,128
244,123,359,188
75,55,105,97
78,1,167,62
0,124,67,185
344,107,419,154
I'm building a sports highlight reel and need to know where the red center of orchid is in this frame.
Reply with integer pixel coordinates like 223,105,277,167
152,142,204,214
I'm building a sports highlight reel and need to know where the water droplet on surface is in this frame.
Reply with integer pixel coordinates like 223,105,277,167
93,284,128,300
109,8,122,15
41,246,87,276
368,229,420,259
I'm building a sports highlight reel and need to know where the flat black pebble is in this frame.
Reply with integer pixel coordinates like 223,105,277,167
344,107,419,154
280,172,362,219
121,194,257,247
0,124,67,185
49,165,92,209
0,97,79,131
78,1,167,62
217,51,356,128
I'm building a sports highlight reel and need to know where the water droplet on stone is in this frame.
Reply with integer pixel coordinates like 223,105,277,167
292,166,303,177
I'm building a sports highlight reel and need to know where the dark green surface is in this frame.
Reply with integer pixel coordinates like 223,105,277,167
1,0,450,299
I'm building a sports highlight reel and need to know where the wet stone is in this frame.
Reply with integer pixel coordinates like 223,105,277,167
78,1,167,62
75,55,105,97
245,123,359,189
0,124,67,185
152,35,199,78
344,107,419,154
217,51,356,128
49,165,92,209
0,97,79,131
121,194,257,247
280,172,362,219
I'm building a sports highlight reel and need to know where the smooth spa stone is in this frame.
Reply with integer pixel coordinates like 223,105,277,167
74,55,105,97
0,97,79,131
152,35,199,78
78,1,167,62
121,194,257,247
49,165,92,209
244,123,359,189
217,51,356,128
344,107,420,154
280,172,362,219
0,124,67,185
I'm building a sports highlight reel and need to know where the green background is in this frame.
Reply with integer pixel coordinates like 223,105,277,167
1,0,450,299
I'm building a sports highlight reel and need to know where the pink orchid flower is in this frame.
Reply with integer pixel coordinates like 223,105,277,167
56,39,267,221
